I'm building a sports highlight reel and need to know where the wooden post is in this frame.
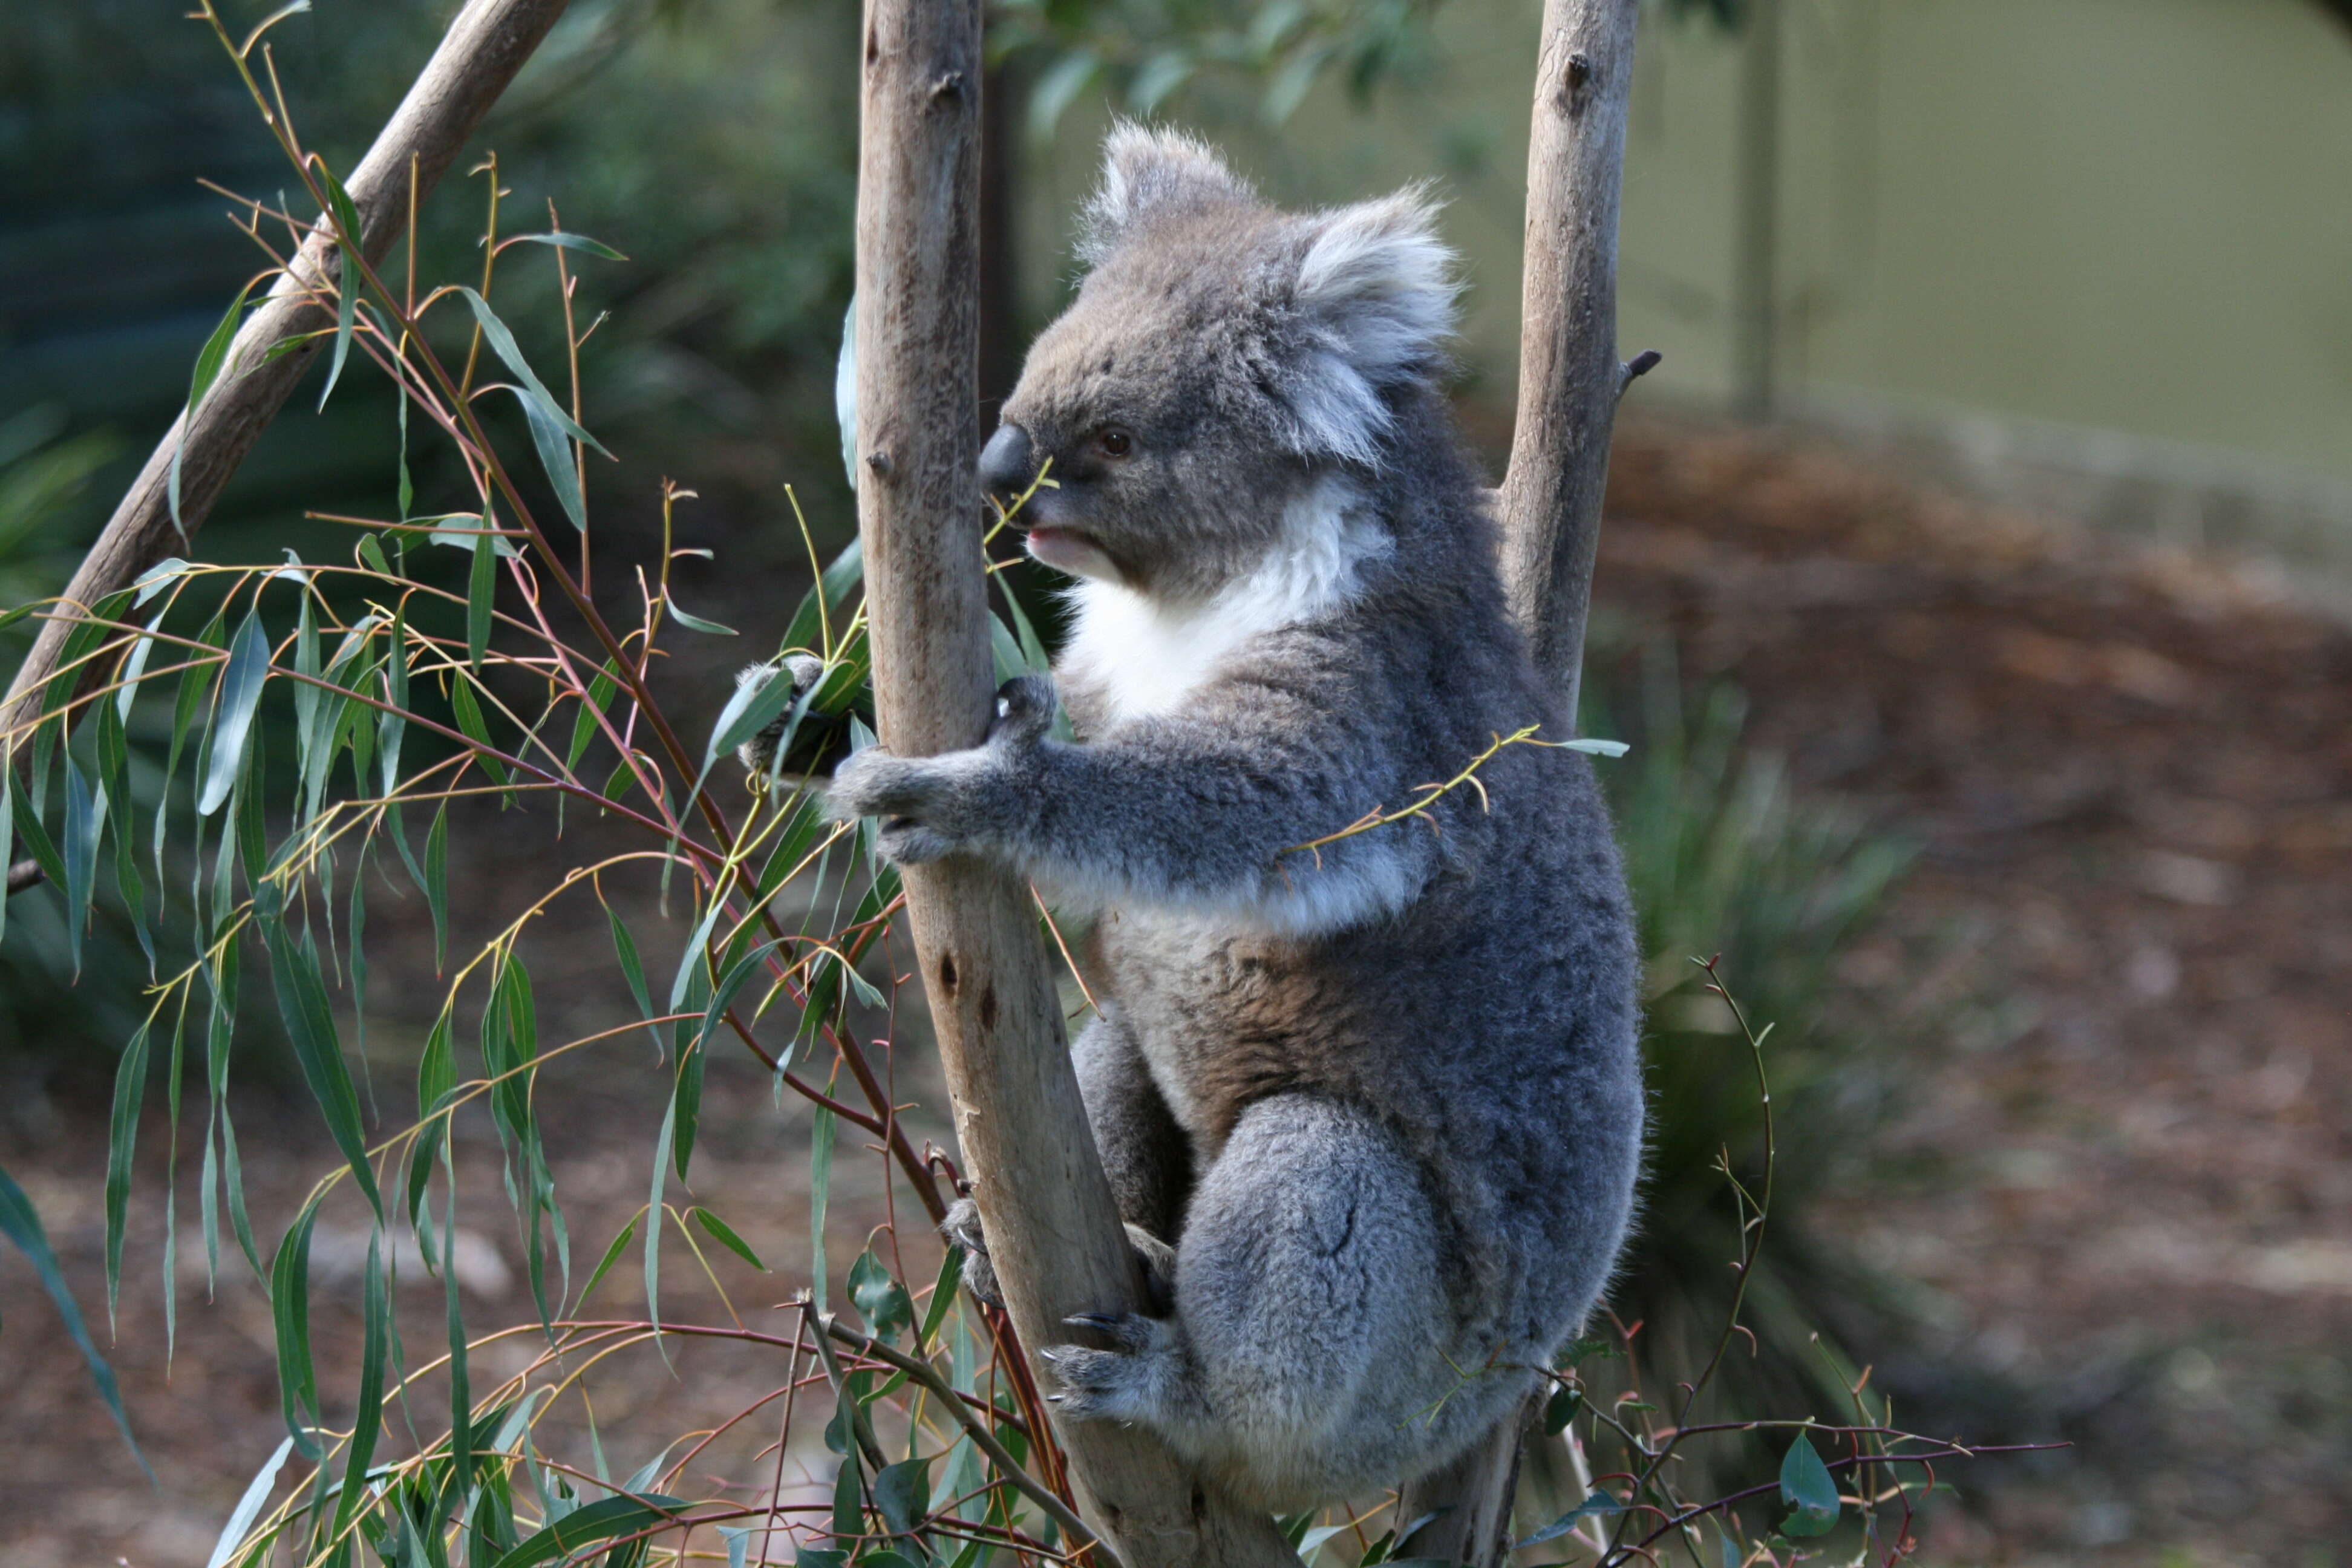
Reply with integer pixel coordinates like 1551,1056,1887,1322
851,2,1297,1563
1730,0,1783,419
1410,2,1647,1562
0,0,575,746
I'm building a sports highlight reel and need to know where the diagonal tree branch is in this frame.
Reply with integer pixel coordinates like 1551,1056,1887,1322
848,1,1298,1563
0,0,576,746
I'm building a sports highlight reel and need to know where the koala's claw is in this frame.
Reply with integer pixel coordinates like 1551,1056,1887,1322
1063,1311,1157,1351
988,676,1058,746
875,817,960,867
1044,1313,1178,1424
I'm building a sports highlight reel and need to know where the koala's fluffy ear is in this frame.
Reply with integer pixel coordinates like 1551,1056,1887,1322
1279,188,1459,467
1077,122,1256,264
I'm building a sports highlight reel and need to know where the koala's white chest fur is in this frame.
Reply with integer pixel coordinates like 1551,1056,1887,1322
1059,477,1390,725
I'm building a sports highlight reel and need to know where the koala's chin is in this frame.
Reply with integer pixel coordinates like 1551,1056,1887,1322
808,123,1645,1513
1021,526,1122,584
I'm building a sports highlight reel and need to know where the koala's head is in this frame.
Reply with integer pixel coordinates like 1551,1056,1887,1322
984,125,1458,604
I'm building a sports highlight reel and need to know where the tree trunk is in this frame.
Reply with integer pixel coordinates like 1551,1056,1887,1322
1422,2,1648,1563
849,2,1298,1564
0,0,575,745
1494,0,1645,733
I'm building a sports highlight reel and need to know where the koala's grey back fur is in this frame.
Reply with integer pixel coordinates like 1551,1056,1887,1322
826,125,1643,1512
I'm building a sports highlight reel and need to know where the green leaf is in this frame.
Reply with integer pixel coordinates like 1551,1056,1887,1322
203,1437,292,1568
486,1492,690,1568
1779,1431,1841,1537
779,538,864,656
255,881,383,1217
500,384,589,534
871,1455,933,1541
408,1013,454,1244
662,593,736,637
133,557,192,607
0,1161,147,1476
103,1021,150,1329
829,1448,862,1539
451,287,609,456
1514,1491,1622,1551
687,1207,766,1273
704,660,806,771
465,516,498,671
916,1244,963,1354
567,659,620,774
7,769,65,890
645,1095,673,1356
61,759,106,975
199,610,270,816
424,802,449,973
174,280,258,537
336,1229,390,1535
443,1169,474,1503
270,1194,325,1457
426,515,520,558
1542,1382,1582,1434
667,1039,704,1183
316,163,364,411
579,1215,639,1305
507,231,627,261
847,1250,912,1345
809,1105,835,1307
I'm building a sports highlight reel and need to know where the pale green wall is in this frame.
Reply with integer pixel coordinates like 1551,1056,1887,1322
1022,0,2352,491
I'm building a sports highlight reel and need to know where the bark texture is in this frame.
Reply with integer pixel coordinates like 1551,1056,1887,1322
1494,0,1644,732
851,2,1296,1563
1413,2,1645,1562
0,0,575,741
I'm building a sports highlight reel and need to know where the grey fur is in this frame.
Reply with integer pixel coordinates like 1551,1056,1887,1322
825,126,1643,1512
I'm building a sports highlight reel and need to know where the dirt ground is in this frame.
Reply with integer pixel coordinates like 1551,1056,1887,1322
2,417,2347,1565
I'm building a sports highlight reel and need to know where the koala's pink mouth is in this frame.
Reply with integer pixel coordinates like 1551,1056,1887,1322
1024,526,1123,584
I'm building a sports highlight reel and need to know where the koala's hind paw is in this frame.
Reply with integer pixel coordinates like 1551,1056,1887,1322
939,1197,1002,1307
1043,1312,1184,1425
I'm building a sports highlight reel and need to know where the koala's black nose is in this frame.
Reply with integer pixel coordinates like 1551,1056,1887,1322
978,423,1037,509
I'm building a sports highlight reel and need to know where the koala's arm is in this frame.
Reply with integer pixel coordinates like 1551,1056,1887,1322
828,673,1422,921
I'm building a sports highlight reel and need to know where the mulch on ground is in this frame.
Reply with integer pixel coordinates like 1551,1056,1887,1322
1592,418,2352,1563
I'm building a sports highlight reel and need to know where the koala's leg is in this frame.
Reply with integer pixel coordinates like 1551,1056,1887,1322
944,1011,1187,1312
1047,1094,1457,1498
1073,1011,1193,1246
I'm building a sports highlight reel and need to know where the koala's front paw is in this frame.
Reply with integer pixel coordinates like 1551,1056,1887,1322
735,654,847,783
1044,1311,1185,1426
825,746,991,864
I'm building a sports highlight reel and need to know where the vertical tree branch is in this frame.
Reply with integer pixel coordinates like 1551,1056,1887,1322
0,0,575,745
851,2,1295,1563
1492,0,1644,732
1416,2,1644,1563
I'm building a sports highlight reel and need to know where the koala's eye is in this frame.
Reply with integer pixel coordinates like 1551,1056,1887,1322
1093,427,1134,460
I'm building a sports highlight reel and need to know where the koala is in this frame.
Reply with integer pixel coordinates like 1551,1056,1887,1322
818,126,1644,1512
